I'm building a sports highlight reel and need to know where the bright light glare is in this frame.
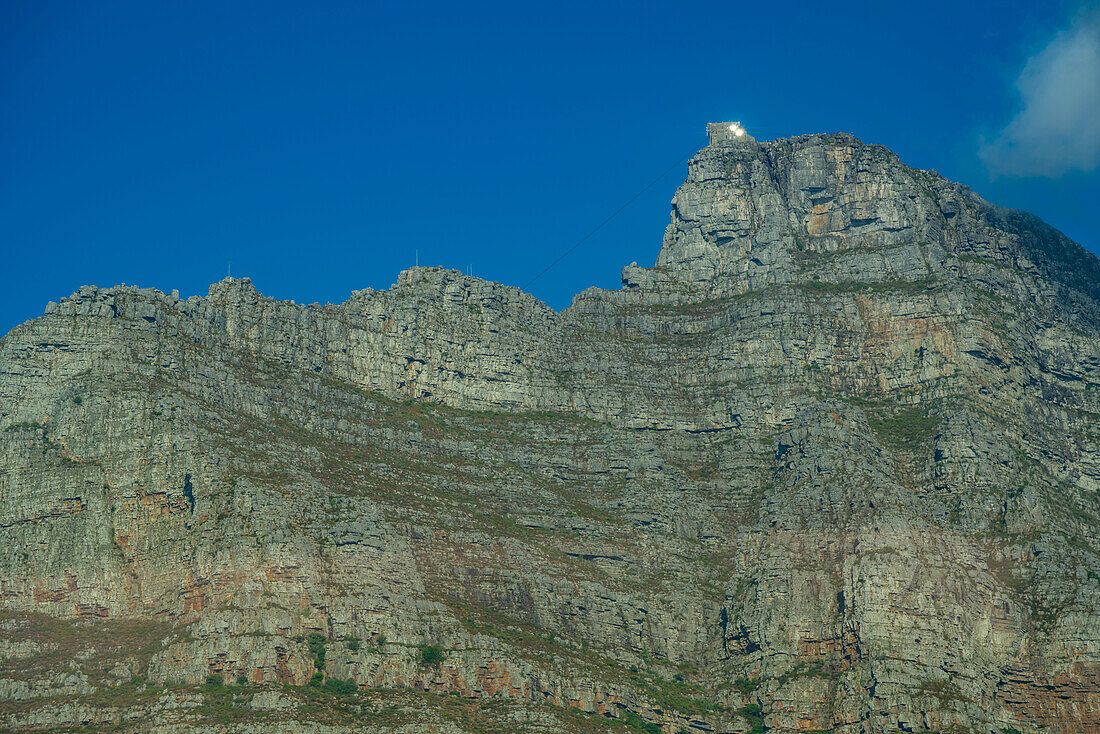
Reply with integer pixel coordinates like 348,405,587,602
735,129,745,137
729,124,737,132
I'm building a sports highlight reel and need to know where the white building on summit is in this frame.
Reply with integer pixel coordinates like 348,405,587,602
707,121,756,144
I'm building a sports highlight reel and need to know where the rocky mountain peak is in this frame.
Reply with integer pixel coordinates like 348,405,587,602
1,130,1099,734
207,276,258,297
648,130,1100,331
656,132,959,286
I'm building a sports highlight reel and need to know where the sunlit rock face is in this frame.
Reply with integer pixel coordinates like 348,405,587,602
658,133,1098,305
1,131,1099,733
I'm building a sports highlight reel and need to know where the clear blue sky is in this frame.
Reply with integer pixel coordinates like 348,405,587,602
3,0,1098,332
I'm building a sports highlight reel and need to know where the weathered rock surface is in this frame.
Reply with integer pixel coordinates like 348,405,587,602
1,131,1099,732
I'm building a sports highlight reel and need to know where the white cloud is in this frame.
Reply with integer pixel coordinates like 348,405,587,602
980,6,1100,177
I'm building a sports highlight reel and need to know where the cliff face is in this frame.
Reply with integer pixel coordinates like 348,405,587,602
1,133,1099,733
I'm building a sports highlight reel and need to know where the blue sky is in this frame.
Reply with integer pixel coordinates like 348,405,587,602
3,0,1098,331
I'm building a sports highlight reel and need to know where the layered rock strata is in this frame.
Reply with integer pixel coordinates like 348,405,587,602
2,132,1099,733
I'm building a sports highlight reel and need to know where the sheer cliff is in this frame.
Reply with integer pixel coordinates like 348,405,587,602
2,132,1099,733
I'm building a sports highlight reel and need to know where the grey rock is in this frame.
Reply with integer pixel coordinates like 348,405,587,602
1,130,1098,733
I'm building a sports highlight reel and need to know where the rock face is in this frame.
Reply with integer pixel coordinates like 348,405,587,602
2,131,1099,733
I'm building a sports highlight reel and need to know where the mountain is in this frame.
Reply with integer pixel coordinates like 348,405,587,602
2,130,1098,733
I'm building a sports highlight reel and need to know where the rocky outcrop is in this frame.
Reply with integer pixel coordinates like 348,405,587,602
1,131,1098,732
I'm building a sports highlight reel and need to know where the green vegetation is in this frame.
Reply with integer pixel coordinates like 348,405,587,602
733,676,760,694
3,421,43,432
636,673,721,717
626,296,735,317
774,659,839,686
740,703,768,733
198,679,251,723
918,678,971,704
303,632,331,687
797,277,935,296
306,632,327,669
868,405,940,452
622,710,661,733
320,677,358,695
954,252,996,265
447,596,567,655
205,673,223,687
4,674,693,732
419,644,446,666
